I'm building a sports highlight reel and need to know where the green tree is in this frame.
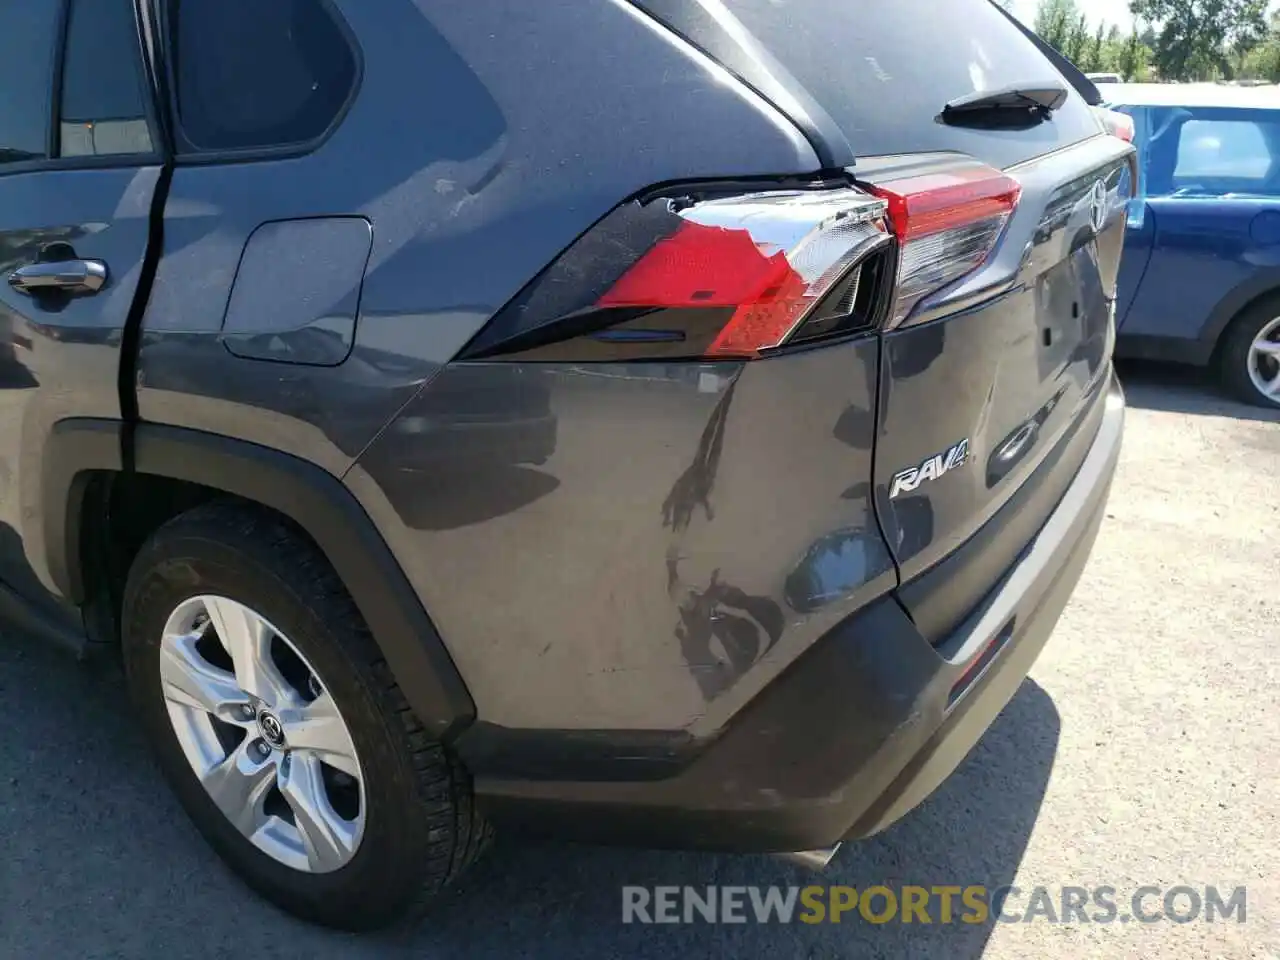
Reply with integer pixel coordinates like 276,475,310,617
1065,12,1092,62
1036,0,1080,47
1119,27,1153,78
1239,10,1280,79
1086,22,1107,69
1129,0,1269,80
1033,0,1156,77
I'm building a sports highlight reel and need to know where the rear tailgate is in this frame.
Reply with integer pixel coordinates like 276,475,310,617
868,139,1132,641
632,0,1133,641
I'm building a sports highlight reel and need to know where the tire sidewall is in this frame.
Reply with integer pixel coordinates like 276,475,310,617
122,531,432,926
1221,305,1280,409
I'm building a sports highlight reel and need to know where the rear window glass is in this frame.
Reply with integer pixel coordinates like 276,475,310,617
1130,106,1280,198
171,0,357,153
717,0,1102,168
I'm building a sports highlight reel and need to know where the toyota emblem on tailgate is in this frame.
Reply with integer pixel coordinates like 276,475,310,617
1089,179,1108,234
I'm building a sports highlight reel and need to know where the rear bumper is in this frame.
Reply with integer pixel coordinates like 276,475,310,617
473,373,1124,850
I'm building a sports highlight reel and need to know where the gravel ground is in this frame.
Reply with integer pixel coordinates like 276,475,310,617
0,363,1276,959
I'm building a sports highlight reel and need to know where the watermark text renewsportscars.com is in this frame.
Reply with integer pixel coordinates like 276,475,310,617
621,885,1247,925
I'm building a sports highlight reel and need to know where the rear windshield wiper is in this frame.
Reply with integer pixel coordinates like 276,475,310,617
940,84,1068,129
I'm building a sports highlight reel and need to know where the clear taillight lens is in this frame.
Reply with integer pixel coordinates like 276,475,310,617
866,160,1021,327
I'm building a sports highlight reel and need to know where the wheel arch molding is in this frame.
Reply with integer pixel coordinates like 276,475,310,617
1199,268,1280,364
43,418,476,741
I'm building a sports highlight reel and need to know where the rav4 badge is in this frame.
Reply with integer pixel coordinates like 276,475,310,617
889,439,971,500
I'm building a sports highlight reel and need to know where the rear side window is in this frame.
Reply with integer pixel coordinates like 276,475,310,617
712,0,1104,168
59,0,155,158
0,1,60,166
170,0,357,153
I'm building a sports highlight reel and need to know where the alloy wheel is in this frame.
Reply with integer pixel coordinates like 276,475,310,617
158,595,365,873
1247,316,1280,403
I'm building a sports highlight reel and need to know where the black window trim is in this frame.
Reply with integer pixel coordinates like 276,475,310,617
159,0,364,167
47,0,71,159
0,0,168,180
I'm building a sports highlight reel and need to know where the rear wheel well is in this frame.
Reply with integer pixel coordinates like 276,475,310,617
1207,286,1280,366
79,472,306,648
48,419,474,737
1212,292,1280,407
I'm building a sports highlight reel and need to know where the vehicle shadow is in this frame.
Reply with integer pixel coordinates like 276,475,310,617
0,630,1059,960
1116,358,1280,423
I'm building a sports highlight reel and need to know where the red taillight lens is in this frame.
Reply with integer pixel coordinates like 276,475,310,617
865,160,1021,326
598,220,798,310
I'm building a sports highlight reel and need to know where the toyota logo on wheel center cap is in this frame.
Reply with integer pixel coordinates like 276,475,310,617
257,709,287,748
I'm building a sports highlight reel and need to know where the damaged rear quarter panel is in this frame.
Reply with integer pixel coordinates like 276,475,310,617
346,337,895,739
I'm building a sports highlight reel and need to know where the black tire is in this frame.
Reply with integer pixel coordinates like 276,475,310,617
1217,297,1280,409
121,501,490,930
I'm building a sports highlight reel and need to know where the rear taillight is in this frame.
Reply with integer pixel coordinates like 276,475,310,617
463,186,893,362
864,160,1021,327
1094,106,1135,142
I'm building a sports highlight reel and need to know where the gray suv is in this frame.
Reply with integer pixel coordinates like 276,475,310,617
0,0,1131,930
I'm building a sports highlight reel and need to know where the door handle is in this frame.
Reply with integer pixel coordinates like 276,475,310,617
8,258,108,296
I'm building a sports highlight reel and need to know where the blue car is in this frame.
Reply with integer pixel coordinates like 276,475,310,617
1107,84,1280,407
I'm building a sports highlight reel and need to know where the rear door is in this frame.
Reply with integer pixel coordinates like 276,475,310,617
0,0,161,627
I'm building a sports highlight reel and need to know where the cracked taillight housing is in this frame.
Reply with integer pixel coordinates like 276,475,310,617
463,185,893,362
865,159,1021,327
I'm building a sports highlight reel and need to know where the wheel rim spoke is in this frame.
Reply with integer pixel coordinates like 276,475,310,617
277,751,359,873
1253,338,1280,358
159,632,251,723
201,738,277,837
203,596,293,707
161,594,365,873
280,693,361,778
